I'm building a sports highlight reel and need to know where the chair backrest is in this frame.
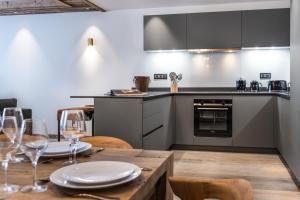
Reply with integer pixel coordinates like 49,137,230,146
80,136,133,149
169,177,253,200
0,98,17,114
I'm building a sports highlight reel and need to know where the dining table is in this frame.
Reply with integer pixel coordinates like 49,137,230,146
7,148,174,200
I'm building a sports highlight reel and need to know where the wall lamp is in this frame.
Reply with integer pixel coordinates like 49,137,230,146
88,38,94,46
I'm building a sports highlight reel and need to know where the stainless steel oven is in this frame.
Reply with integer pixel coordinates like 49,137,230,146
194,99,232,137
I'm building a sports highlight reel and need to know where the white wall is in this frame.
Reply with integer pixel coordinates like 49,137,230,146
0,1,290,134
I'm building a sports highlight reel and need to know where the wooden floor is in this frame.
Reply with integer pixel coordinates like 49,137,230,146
173,150,300,200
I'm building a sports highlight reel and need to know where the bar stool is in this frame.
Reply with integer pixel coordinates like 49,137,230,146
57,105,94,141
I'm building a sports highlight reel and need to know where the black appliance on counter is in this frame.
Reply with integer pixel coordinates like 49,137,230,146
250,81,262,92
268,80,288,92
194,99,232,137
236,79,247,91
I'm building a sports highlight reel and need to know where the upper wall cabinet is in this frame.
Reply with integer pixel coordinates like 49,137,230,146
187,11,242,49
144,14,187,51
242,9,290,47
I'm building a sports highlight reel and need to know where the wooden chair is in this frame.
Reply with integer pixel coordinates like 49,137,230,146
57,105,94,141
169,177,253,200
80,136,133,149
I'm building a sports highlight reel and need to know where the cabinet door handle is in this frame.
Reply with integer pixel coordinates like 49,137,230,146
143,125,164,138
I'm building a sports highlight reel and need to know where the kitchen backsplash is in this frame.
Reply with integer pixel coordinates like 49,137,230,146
142,48,290,88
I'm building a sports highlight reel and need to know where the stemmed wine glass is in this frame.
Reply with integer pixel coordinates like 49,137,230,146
20,120,49,193
0,116,24,198
2,108,25,163
60,110,87,165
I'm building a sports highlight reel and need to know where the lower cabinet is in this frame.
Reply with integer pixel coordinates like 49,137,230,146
143,126,165,150
175,96,194,145
233,96,275,148
142,97,174,150
276,97,290,154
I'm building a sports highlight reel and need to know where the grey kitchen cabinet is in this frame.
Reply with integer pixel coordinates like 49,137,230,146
94,97,174,150
233,96,275,148
175,96,194,145
275,97,290,155
242,8,290,47
144,14,187,51
94,98,143,148
187,11,242,49
175,95,233,146
143,96,174,150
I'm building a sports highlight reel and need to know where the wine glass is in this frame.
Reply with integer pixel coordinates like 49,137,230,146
60,110,87,165
0,116,23,198
20,120,49,193
2,108,24,163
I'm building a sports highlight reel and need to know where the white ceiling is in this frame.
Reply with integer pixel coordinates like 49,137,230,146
90,0,290,11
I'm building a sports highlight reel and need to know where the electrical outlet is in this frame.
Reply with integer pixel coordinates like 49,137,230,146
154,74,168,80
260,73,271,79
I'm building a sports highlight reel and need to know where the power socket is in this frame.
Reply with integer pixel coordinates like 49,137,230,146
154,74,168,80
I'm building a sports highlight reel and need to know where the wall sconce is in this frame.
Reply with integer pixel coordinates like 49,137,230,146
88,38,94,46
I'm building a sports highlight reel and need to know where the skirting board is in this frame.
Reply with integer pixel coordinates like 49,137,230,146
171,144,278,154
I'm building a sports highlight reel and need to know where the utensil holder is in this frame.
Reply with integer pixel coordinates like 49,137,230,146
170,82,178,93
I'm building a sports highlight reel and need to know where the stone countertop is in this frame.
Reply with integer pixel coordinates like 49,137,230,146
71,90,290,100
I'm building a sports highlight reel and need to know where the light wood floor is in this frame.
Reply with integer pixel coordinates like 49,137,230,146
173,150,300,200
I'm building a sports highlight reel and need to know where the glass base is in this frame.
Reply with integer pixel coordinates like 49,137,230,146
63,160,79,165
21,184,47,193
10,156,25,164
0,184,20,198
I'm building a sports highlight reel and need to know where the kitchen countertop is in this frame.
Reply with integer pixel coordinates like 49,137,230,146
71,90,290,100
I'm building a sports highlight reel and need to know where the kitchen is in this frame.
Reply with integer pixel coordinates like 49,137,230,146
0,0,300,199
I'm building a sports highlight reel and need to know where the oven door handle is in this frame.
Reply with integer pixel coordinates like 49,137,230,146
197,107,229,111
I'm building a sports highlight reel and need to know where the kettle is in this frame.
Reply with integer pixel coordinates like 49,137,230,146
250,81,262,92
236,78,247,91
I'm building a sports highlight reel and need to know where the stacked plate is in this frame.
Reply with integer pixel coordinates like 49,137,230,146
50,161,142,189
42,141,92,158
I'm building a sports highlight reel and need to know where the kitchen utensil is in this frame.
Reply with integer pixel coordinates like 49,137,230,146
236,78,247,91
250,81,262,92
63,161,135,185
133,76,150,92
268,80,288,92
41,143,91,158
49,163,141,189
44,141,87,154
60,110,87,165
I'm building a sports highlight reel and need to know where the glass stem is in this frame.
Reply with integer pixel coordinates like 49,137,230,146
32,161,38,187
72,141,78,163
2,160,9,187
69,142,73,163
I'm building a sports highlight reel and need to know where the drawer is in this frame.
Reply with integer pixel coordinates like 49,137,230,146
143,126,165,150
143,112,163,136
143,98,165,118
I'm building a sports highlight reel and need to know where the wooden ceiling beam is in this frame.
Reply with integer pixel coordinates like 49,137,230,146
0,0,106,15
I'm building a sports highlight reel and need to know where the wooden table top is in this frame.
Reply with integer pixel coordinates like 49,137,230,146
7,148,174,200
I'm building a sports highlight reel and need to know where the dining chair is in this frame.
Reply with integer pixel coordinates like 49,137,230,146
57,105,94,141
80,136,133,149
169,176,253,200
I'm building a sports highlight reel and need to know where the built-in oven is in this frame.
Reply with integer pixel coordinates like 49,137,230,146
194,99,232,137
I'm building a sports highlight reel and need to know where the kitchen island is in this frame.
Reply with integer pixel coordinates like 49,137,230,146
71,89,290,151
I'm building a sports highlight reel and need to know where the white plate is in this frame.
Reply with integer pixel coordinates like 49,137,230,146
41,143,92,158
63,161,135,185
50,162,141,189
45,142,88,154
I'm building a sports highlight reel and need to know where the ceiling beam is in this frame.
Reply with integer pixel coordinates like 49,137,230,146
0,0,106,15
